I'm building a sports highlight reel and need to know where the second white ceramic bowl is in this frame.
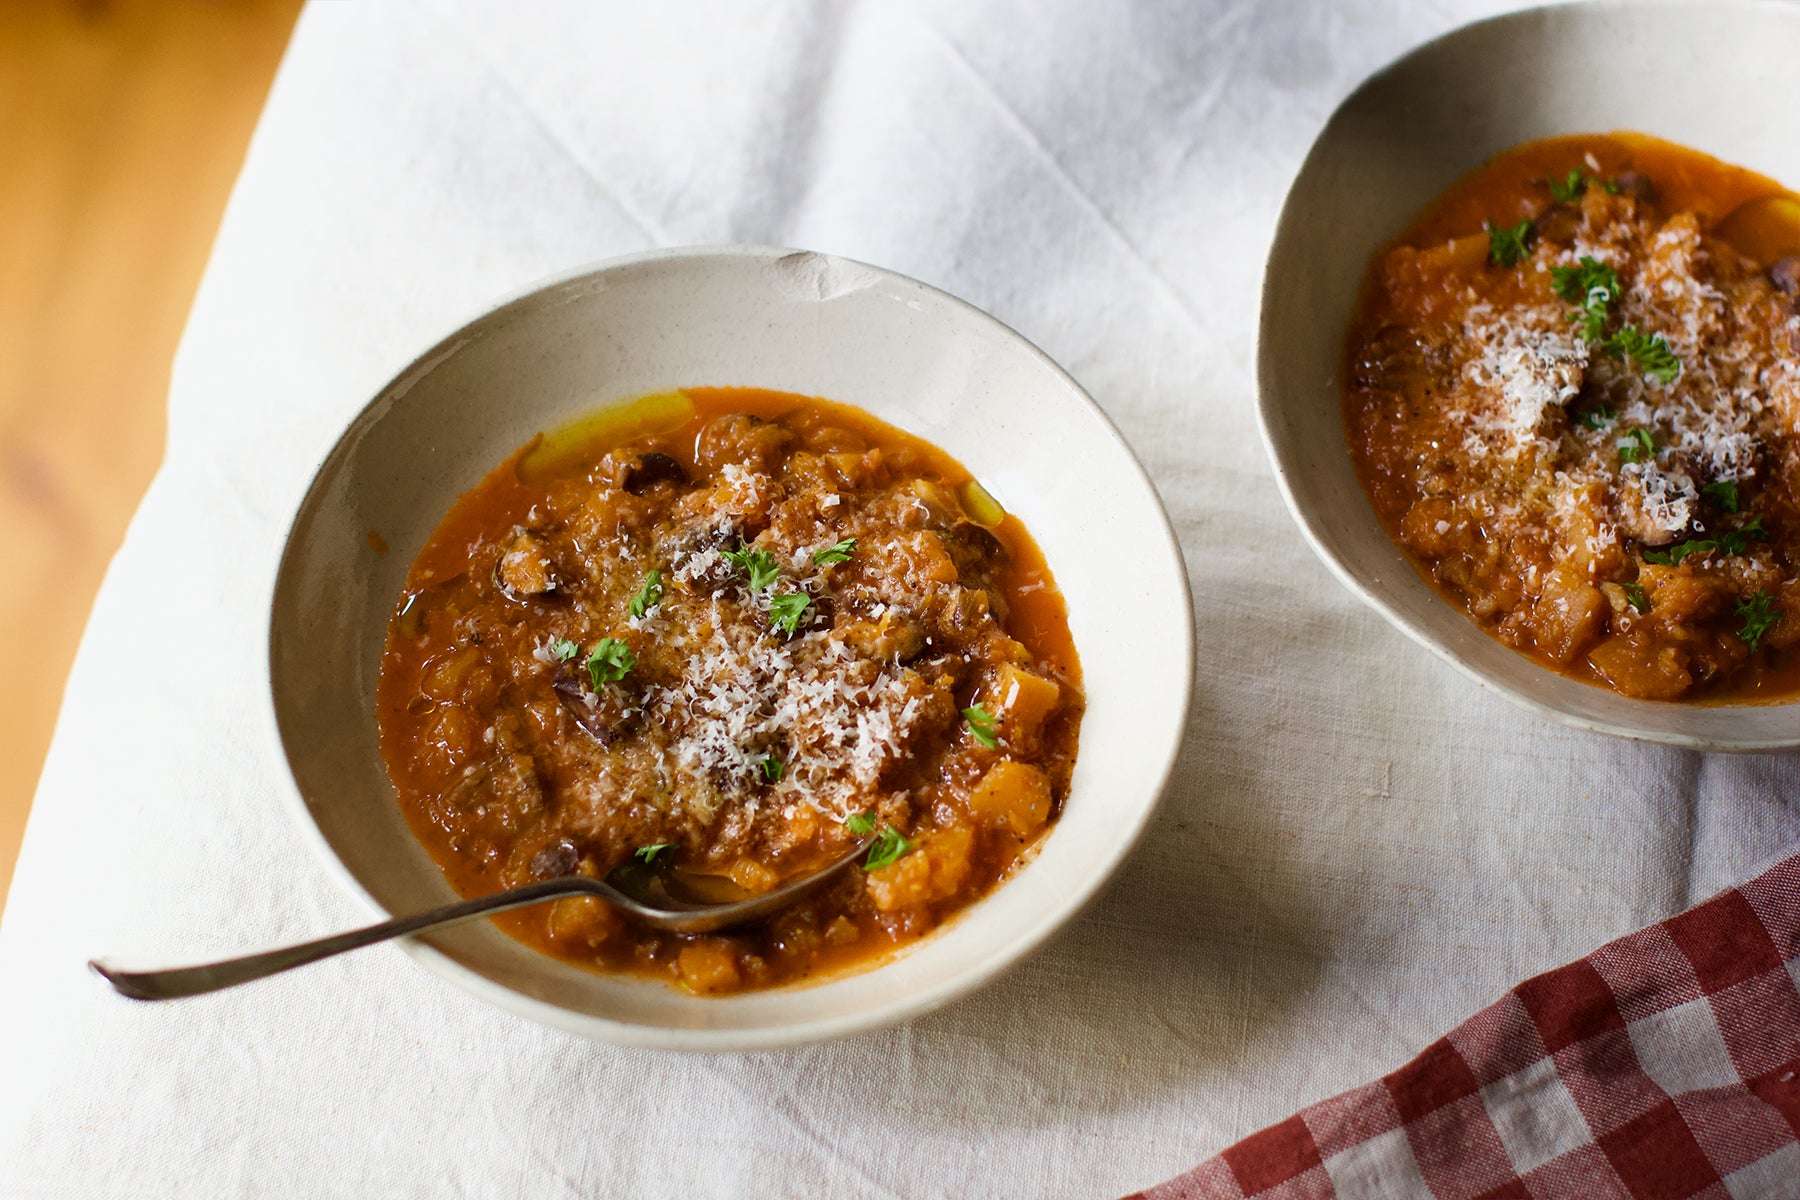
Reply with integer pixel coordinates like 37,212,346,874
1259,0,1800,750
268,246,1193,1049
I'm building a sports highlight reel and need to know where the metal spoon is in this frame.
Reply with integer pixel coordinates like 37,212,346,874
89,842,870,1002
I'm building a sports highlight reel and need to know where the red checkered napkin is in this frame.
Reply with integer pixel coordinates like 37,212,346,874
1131,855,1800,1200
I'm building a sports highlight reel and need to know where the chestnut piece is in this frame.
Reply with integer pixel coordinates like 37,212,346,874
1611,171,1656,204
1768,256,1800,296
529,840,581,879
621,451,687,494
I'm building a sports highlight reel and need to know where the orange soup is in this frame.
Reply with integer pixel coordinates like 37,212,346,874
376,389,1082,992
1345,134,1800,701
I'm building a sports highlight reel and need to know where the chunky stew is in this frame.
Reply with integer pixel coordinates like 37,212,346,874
376,388,1082,992
1345,134,1800,701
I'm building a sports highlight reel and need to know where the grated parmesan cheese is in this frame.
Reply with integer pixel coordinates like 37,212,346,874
1435,209,1788,548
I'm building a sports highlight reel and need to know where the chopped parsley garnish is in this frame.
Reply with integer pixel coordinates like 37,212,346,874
1486,218,1535,267
768,591,812,636
634,843,674,866
627,569,663,618
760,754,784,783
961,703,1000,749
1569,298,1612,345
1617,428,1656,464
1571,298,1610,343
722,544,780,592
585,637,635,688
812,538,857,565
839,809,917,871
1548,167,1588,202
1717,517,1766,557
1602,178,1622,195
548,637,581,663
1641,539,1714,567
1701,481,1740,513
1637,519,1762,565
1575,406,1614,431
1547,254,1682,384
1550,256,1619,342
1736,591,1780,651
1603,324,1681,384
862,825,913,872
1620,583,1650,613
1550,256,1619,305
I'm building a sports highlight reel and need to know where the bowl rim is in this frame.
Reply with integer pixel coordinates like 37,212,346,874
1254,0,1800,753
263,243,1196,1049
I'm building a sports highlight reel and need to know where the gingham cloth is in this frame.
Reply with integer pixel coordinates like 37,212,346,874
1133,854,1800,1200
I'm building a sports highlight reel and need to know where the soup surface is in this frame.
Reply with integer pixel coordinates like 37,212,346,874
1345,133,1800,701
376,388,1081,992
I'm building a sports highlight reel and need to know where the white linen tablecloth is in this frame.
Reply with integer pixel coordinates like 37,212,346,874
4,2,1797,1196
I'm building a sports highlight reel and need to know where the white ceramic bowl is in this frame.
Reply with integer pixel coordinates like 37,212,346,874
268,246,1193,1049
1259,0,1800,750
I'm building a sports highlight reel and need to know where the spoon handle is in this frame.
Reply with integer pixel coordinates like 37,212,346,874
88,878,599,1001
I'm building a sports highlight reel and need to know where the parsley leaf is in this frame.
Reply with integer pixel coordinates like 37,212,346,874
812,537,857,565
1550,256,1619,342
1642,539,1715,567
722,544,780,592
634,842,674,866
1571,299,1609,343
961,703,1000,749
1604,324,1681,384
1620,583,1651,613
1550,256,1619,306
548,637,581,663
862,825,913,872
1486,218,1535,267
760,754,784,783
627,569,664,618
768,591,812,637
1717,517,1766,557
1617,428,1656,464
1701,481,1740,513
1548,167,1587,202
1602,178,1622,195
585,637,635,688
842,810,878,837
1736,591,1781,651
1575,406,1614,431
